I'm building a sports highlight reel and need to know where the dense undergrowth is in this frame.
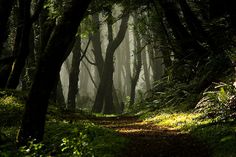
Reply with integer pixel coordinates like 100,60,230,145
0,90,126,157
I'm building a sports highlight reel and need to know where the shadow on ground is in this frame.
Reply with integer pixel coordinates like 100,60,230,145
91,116,211,157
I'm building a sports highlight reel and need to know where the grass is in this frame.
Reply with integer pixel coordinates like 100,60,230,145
1,88,236,156
143,108,236,157
0,90,127,157
144,111,210,132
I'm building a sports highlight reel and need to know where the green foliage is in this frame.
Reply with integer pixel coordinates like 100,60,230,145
0,89,126,157
43,0,65,20
196,82,236,122
145,108,236,157
60,130,94,157
18,139,45,157
0,90,24,127
43,121,126,157
1,118,126,157
191,123,236,157
137,77,198,112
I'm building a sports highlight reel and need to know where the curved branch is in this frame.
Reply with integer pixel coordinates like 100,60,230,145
80,37,91,61
84,55,97,65
82,61,97,89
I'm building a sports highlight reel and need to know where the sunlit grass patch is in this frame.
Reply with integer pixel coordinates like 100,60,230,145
0,95,24,127
93,113,118,117
0,95,24,108
145,112,212,132
143,108,236,157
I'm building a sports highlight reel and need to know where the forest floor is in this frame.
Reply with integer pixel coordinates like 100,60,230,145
90,116,210,157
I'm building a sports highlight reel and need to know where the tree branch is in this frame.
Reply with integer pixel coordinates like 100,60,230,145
106,14,129,54
82,61,98,89
79,37,91,61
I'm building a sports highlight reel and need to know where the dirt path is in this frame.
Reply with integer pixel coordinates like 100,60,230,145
90,116,210,157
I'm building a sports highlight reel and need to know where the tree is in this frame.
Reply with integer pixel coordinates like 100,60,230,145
67,36,81,111
6,0,45,89
17,0,91,144
122,33,131,97
142,50,151,91
0,0,15,56
129,14,142,106
154,0,234,96
92,11,129,114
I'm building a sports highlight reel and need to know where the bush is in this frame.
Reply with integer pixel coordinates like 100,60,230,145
195,82,236,122
0,90,25,128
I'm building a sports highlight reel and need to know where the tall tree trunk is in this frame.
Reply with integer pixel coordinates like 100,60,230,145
149,1,172,71
80,61,91,95
148,46,158,81
0,57,14,88
17,0,91,144
6,0,32,89
21,25,36,90
91,13,104,77
103,12,115,114
0,0,15,56
91,13,121,112
142,51,151,91
7,0,45,89
93,15,129,113
38,9,55,60
90,13,104,113
123,40,131,96
57,76,66,109
129,26,142,107
158,0,207,60
67,36,81,111
179,0,206,43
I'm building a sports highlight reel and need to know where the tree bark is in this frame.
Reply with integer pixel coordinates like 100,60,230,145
130,25,142,107
93,15,129,113
56,76,66,109
38,9,55,60
6,0,32,89
21,27,36,90
17,0,91,144
6,0,46,89
103,12,115,114
158,0,207,60
123,41,131,96
67,36,81,111
0,0,15,56
0,57,14,88
142,49,151,91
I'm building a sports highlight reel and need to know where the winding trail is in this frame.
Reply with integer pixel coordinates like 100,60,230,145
90,116,210,157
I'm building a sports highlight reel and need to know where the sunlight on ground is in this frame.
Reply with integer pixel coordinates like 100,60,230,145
117,128,147,133
145,112,212,132
0,95,22,107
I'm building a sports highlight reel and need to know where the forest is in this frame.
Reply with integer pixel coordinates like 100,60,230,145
0,0,236,156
